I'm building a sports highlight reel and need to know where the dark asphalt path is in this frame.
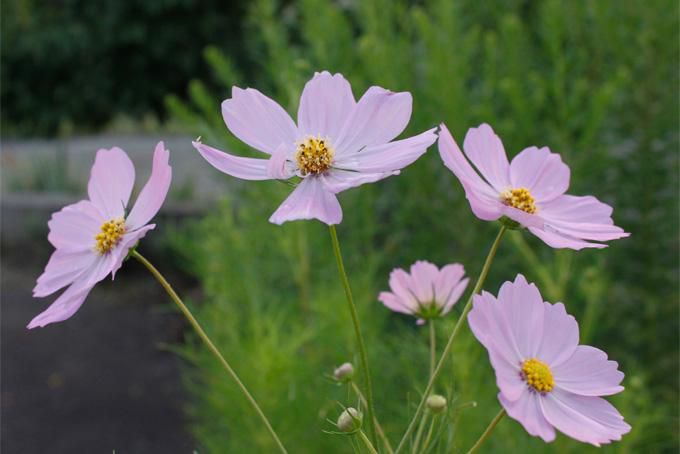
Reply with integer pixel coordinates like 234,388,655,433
1,239,196,453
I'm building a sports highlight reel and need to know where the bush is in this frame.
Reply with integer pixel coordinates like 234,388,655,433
168,0,678,452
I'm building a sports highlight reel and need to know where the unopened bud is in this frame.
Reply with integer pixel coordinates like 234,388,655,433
426,394,447,414
333,362,354,382
337,407,362,432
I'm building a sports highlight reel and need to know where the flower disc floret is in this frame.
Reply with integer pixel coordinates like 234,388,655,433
295,136,334,175
95,218,126,254
521,358,554,393
501,187,537,214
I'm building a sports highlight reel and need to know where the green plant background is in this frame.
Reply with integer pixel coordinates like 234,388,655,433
165,0,678,452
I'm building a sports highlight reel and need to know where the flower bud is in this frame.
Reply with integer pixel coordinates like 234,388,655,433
337,407,362,432
333,362,354,382
426,394,447,414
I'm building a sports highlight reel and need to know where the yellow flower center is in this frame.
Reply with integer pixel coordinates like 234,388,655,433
295,136,334,175
521,358,554,393
95,218,126,254
501,187,537,214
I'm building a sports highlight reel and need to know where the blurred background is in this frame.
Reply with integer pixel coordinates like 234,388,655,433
1,0,678,453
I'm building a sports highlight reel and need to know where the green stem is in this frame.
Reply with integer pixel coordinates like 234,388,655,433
352,382,394,454
411,412,429,454
358,430,380,454
131,250,288,454
395,226,507,454
429,321,436,378
420,415,437,453
465,409,506,454
328,225,378,447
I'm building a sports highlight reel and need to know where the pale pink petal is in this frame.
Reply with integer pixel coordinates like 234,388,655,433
462,124,511,193
528,226,608,250
468,292,523,365
193,141,272,180
297,71,355,139
499,391,556,442
509,147,570,203
334,128,437,172
33,249,97,297
538,194,614,224
266,144,296,180
87,147,135,219
387,269,419,312
541,389,630,446
28,281,94,329
499,205,545,229
378,291,415,315
543,220,629,242
536,302,579,367
553,346,624,396
335,87,412,155
47,200,104,251
269,177,342,225
409,261,438,303
110,224,156,279
222,87,297,154
441,278,469,314
498,274,545,359
433,263,465,306
126,142,172,230
320,168,398,194
488,350,525,401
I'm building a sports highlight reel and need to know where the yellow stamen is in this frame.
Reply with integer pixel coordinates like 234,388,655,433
521,358,554,393
501,187,537,214
95,218,126,254
295,135,334,175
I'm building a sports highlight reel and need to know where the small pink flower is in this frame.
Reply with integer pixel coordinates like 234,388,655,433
438,123,629,250
193,71,437,225
468,274,630,446
29,143,172,329
378,261,468,323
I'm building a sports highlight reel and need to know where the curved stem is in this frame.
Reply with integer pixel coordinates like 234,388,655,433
329,225,378,447
131,250,288,454
395,226,507,453
358,430,380,454
429,321,436,378
465,409,506,454
351,382,394,453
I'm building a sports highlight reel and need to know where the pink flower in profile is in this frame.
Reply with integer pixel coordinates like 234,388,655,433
30,143,172,329
193,71,437,225
378,261,468,323
468,274,630,446
438,123,629,250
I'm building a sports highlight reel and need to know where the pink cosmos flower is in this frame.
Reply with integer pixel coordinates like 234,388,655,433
468,274,630,446
193,71,437,225
438,123,629,250
29,143,172,329
378,261,469,323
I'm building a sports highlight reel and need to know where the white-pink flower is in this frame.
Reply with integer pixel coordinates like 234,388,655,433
193,71,437,225
438,123,629,250
30,143,172,328
468,274,630,446
378,261,468,323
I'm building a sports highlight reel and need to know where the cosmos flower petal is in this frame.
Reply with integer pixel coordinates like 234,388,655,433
87,147,135,219
498,274,545,359
47,200,104,251
33,248,98,297
510,146,570,203
269,177,342,225
126,142,172,230
528,227,608,250
541,389,631,446
500,391,556,442
297,71,355,139
539,194,614,223
434,263,465,306
499,205,544,229
441,278,469,314
378,291,414,315
469,292,523,364
409,261,439,303
387,268,419,311
193,141,272,180
462,123,511,193
553,346,624,396
222,87,297,154
320,168,398,194
266,144,297,180
110,225,156,279
536,302,579,367
335,87,412,155
335,128,437,173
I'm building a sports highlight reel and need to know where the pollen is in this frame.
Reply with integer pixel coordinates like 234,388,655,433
295,136,334,175
95,218,126,254
501,187,537,214
521,358,554,393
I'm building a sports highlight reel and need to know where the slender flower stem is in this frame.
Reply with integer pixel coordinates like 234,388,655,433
421,414,437,452
358,430,380,454
411,412,429,454
329,225,378,447
429,321,436,378
131,250,288,454
351,382,394,454
465,409,506,454
395,226,507,454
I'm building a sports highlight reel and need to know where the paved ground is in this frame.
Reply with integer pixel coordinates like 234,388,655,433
1,228,197,452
